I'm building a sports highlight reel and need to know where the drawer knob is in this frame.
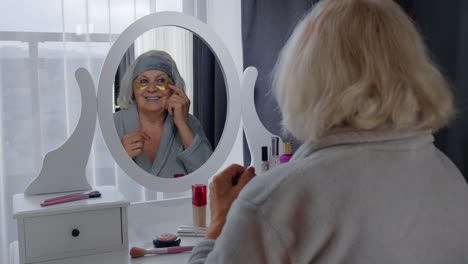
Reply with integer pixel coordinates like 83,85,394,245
72,229,80,237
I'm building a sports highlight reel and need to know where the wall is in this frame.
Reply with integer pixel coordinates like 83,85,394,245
207,0,245,170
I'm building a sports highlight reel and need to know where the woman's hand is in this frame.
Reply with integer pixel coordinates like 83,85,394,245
166,84,190,127
166,84,196,149
206,164,256,240
121,131,150,158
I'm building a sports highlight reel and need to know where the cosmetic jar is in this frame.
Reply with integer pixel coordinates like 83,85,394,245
153,233,181,248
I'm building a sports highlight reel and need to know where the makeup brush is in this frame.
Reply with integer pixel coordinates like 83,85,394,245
129,246,194,258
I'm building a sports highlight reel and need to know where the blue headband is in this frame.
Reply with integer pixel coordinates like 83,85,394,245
132,56,175,83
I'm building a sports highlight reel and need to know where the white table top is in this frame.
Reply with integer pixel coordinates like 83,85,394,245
13,186,130,218
10,196,206,264
10,241,198,264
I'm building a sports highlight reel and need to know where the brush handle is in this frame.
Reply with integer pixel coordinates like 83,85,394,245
43,191,99,203
43,191,87,203
146,246,193,255
41,194,89,206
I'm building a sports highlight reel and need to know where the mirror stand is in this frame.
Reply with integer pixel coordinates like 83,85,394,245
242,67,284,171
24,68,95,196
14,69,130,264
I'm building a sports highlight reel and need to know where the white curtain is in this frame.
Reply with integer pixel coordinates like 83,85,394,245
0,0,199,262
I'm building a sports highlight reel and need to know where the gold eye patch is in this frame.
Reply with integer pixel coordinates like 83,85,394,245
156,78,172,91
134,81,148,90
156,84,167,91
134,78,172,91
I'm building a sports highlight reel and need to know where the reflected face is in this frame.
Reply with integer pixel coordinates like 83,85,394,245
133,70,172,113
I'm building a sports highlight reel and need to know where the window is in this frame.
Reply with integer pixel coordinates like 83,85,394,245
0,1,194,261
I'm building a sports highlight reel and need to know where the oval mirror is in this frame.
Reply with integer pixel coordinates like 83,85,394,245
98,12,241,192
113,27,226,179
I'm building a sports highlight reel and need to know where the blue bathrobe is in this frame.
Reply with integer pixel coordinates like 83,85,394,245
113,104,213,178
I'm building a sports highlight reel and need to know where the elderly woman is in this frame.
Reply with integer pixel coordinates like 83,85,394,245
189,0,468,263
114,50,212,178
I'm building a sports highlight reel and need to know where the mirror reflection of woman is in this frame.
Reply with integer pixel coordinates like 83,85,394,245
114,50,213,178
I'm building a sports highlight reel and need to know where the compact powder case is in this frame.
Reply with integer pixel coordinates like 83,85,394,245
153,233,181,248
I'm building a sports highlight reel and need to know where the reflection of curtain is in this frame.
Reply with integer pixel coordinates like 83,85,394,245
0,1,193,262
192,37,227,149
115,45,135,110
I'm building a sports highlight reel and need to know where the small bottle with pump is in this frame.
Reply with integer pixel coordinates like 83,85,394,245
261,146,269,173
192,184,206,228
280,142,293,164
269,136,280,169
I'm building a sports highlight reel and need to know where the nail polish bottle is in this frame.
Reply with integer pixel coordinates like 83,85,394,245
261,146,269,173
269,137,280,169
280,142,293,164
192,184,207,228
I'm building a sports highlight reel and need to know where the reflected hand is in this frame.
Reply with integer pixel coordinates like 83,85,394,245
121,131,151,158
206,164,256,240
166,84,190,127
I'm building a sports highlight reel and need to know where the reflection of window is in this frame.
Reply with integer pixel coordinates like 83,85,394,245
0,1,193,261
135,27,194,113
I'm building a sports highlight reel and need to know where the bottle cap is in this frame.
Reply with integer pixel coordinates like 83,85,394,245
261,146,268,161
192,184,207,206
284,142,293,155
271,137,279,156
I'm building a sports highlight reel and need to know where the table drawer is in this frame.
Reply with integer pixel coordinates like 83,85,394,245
23,208,123,262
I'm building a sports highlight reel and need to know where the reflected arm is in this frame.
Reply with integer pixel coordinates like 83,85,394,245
177,115,213,173
176,121,196,149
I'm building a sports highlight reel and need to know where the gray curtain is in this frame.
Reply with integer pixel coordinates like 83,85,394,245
114,45,135,111
242,0,468,182
242,0,318,165
192,37,227,149
397,0,468,182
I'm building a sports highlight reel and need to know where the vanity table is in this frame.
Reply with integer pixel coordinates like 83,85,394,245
9,10,277,264
10,194,205,264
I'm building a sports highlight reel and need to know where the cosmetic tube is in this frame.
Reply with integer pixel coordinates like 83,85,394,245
280,142,293,164
192,184,207,228
261,146,269,173
269,137,280,169
177,226,207,237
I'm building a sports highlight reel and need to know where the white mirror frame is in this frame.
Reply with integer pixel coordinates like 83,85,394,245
98,12,241,192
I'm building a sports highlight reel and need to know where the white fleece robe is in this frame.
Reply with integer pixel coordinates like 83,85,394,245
113,104,213,178
189,131,468,264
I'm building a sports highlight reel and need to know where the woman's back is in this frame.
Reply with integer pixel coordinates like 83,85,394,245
196,131,468,263
188,0,467,263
